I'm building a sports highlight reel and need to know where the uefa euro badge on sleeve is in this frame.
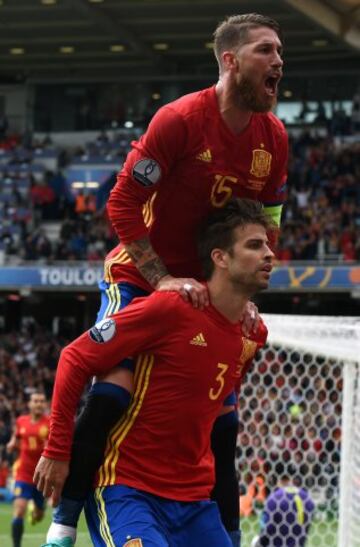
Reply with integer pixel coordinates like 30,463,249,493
133,158,161,186
89,318,116,343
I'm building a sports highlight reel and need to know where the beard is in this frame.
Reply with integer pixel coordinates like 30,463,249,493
235,74,277,113
229,268,269,294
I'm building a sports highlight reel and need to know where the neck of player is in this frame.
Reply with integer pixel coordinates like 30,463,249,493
207,278,250,324
215,80,252,135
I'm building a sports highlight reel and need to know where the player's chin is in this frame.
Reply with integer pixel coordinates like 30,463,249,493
257,272,271,290
256,92,277,113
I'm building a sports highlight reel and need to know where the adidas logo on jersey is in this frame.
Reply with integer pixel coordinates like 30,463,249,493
190,332,207,347
196,149,212,162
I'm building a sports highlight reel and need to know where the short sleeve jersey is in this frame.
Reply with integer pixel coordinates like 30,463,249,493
44,290,267,501
14,414,50,484
105,86,288,290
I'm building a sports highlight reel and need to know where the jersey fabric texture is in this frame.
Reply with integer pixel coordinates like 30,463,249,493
14,414,50,484
44,290,267,501
13,480,45,508
85,484,232,547
258,486,315,546
105,85,288,290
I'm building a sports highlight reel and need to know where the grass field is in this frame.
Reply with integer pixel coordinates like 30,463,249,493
0,503,92,547
0,502,338,546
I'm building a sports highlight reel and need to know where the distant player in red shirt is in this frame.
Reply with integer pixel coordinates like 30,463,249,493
40,13,287,547
35,198,273,546
6,391,49,547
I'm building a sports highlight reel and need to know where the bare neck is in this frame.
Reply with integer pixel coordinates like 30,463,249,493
215,79,253,135
207,276,250,324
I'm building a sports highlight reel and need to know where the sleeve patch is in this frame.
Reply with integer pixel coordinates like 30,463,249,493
132,158,161,186
89,318,116,343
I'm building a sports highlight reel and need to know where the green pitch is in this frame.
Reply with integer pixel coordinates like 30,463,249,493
241,514,339,547
0,503,92,547
0,503,338,547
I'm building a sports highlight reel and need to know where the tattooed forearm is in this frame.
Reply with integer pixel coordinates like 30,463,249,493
125,237,169,288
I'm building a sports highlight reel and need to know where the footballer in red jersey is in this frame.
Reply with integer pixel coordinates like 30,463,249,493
40,14,287,547
105,84,287,292
7,391,49,547
35,198,273,546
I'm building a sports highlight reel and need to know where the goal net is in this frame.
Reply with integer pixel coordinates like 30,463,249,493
237,314,360,547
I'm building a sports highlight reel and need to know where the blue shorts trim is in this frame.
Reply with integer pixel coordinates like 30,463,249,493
97,281,149,322
13,480,45,509
96,281,149,372
85,484,232,547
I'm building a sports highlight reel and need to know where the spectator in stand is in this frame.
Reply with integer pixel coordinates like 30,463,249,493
23,229,52,261
74,191,96,217
30,178,56,222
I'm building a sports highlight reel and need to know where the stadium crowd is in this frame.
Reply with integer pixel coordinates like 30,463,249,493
0,325,66,467
0,127,359,265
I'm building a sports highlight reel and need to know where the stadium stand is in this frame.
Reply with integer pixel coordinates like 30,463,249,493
0,119,359,266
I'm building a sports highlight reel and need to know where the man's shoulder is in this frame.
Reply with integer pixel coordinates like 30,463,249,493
16,414,28,425
165,87,212,119
144,291,198,321
148,290,191,308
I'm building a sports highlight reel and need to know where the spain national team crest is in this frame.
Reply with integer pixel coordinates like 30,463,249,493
250,148,272,178
240,338,258,365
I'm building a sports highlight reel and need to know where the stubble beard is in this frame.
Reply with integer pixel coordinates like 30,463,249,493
230,271,265,298
235,75,276,113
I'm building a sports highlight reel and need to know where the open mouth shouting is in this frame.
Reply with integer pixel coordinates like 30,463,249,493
264,73,281,97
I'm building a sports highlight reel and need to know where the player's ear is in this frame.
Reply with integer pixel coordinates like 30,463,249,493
222,50,238,72
211,248,229,270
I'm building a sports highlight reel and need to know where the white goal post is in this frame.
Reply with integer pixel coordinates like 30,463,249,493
237,314,360,547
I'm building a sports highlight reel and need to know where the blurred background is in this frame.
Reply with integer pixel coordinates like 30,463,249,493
0,0,358,545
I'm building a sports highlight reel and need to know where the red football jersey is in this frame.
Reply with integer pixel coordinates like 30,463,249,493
44,290,267,501
105,85,288,290
14,414,50,484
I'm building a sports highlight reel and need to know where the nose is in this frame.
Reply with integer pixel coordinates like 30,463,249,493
265,244,275,260
272,50,283,69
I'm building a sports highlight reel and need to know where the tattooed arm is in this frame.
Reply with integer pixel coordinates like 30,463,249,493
124,237,209,309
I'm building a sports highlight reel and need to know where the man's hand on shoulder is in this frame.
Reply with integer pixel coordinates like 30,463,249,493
241,301,260,337
156,275,209,310
33,456,69,507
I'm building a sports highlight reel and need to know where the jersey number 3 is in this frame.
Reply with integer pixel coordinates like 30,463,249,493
209,363,229,400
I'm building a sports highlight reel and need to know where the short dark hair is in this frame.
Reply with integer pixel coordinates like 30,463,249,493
214,13,282,69
28,389,46,401
197,198,272,280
